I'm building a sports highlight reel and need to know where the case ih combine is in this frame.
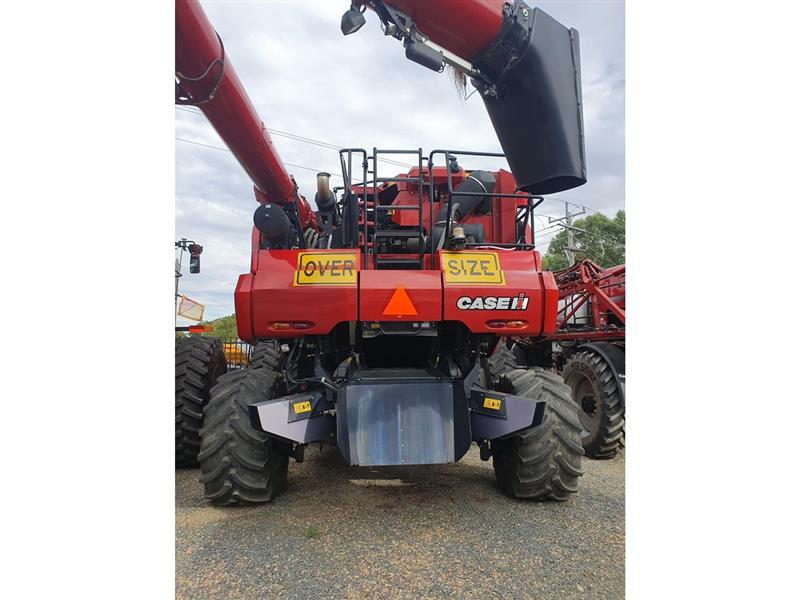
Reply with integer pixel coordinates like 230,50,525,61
175,0,597,503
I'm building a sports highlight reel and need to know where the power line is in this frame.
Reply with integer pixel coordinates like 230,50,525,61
533,223,562,236
175,136,344,178
544,196,603,215
175,105,413,169
176,108,621,212
176,109,619,218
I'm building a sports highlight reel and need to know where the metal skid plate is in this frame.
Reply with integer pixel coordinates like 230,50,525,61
337,369,455,466
468,388,545,441
248,390,335,445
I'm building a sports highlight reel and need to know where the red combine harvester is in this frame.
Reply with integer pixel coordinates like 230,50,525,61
176,0,591,503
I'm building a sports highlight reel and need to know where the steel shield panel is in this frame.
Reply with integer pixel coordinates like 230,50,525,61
338,378,455,466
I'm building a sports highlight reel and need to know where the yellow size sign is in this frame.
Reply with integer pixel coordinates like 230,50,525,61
441,252,505,285
295,252,358,286
293,401,312,414
483,397,502,410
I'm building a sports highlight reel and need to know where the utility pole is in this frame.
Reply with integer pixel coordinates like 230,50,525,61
548,201,585,266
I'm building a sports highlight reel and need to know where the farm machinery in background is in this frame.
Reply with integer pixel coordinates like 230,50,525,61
505,259,625,458
176,0,595,503
555,261,625,458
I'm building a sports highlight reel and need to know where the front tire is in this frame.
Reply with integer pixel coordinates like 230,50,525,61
491,368,584,501
198,365,291,505
562,350,625,459
175,336,227,467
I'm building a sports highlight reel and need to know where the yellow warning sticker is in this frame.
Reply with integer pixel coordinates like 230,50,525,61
441,252,505,285
295,252,358,286
483,397,502,410
293,401,312,414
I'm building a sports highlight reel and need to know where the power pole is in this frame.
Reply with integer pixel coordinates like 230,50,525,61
548,201,585,266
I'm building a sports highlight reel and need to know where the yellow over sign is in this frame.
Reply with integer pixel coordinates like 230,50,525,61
440,251,505,285
295,252,358,286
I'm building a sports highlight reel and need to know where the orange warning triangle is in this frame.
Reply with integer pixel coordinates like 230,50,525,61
383,286,418,317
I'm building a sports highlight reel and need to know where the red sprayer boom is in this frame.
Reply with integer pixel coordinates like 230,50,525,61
552,260,625,341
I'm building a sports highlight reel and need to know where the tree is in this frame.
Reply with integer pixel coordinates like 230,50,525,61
201,314,239,340
542,210,625,272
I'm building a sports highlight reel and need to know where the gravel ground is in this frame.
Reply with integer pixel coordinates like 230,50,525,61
176,445,624,599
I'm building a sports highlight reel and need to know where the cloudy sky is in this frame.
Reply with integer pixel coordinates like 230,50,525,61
176,0,625,323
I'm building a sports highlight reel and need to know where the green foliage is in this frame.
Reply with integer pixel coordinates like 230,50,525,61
542,210,625,272
200,314,239,340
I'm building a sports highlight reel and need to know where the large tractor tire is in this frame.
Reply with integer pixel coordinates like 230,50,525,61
248,340,282,370
562,350,625,459
197,364,291,505
491,368,584,501
175,336,227,467
486,340,527,387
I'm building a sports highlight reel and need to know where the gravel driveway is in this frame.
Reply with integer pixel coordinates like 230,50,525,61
176,445,624,599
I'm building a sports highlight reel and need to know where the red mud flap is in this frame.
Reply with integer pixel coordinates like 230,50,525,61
248,390,335,445
468,388,546,440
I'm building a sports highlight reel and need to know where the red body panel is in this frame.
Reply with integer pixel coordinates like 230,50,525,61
540,271,559,335
359,270,442,322
238,250,361,341
234,274,256,341
236,246,558,342
440,250,553,336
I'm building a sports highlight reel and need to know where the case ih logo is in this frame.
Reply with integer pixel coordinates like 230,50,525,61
456,293,530,311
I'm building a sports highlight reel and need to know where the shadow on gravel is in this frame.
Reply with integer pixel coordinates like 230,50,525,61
289,443,504,502
176,443,505,514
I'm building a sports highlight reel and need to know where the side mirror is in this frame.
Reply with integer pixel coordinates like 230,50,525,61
341,5,366,35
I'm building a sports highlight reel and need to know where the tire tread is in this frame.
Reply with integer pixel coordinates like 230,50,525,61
491,367,584,501
198,343,290,505
175,336,227,467
562,350,625,459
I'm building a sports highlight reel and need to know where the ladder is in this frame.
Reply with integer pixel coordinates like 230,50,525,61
361,148,427,270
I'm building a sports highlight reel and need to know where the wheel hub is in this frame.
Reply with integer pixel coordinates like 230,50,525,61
581,394,597,415
574,376,601,434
